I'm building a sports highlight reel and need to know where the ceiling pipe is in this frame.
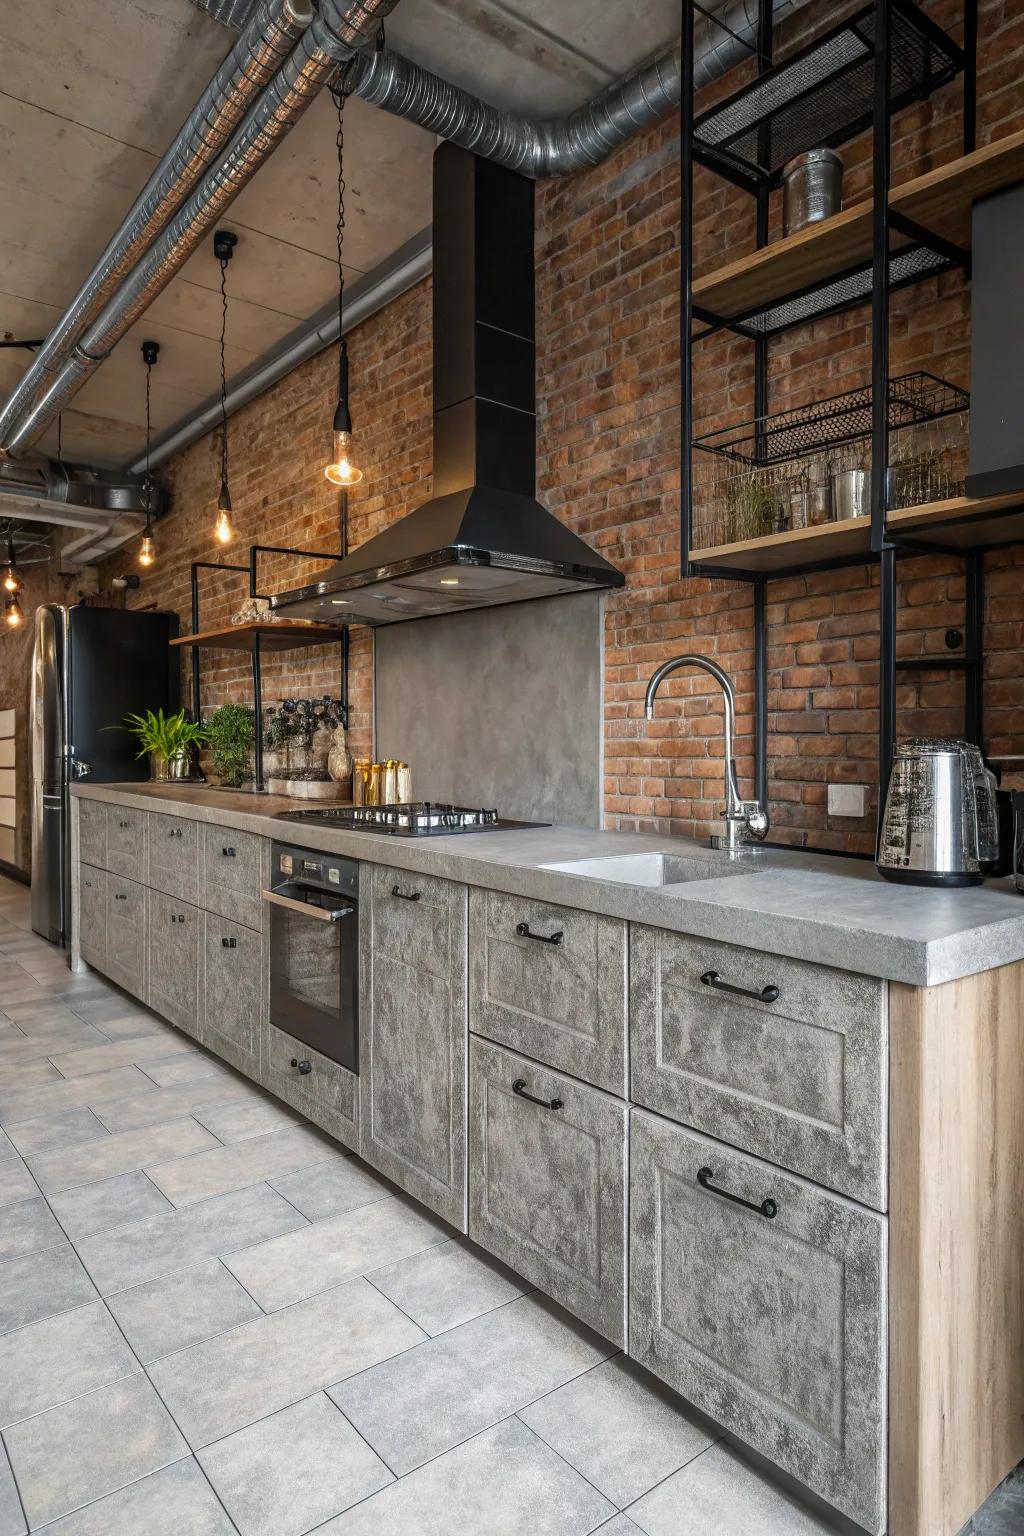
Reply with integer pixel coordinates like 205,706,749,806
0,0,315,453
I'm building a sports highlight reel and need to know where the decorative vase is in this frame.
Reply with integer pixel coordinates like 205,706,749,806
167,748,191,781
327,725,352,787
149,752,170,783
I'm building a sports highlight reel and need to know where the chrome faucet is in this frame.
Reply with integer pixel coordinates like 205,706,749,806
644,655,769,853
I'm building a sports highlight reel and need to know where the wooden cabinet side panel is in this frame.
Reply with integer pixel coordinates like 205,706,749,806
889,962,1024,1536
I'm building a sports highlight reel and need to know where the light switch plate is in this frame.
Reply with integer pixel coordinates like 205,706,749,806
828,783,868,818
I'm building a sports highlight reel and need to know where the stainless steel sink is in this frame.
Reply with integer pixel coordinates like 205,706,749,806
539,851,757,887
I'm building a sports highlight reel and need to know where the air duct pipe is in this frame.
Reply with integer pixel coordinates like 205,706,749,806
0,0,314,452
2,0,401,458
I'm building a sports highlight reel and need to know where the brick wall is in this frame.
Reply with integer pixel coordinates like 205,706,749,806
98,0,1024,854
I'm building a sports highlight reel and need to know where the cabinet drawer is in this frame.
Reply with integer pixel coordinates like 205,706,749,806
78,800,107,869
469,889,627,1095
468,1036,627,1347
79,865,106,969
106,874,146,1000
147,812,199,903
202,825,264,932
630,927,887,1209
147,889,200,1035
264,1024,358,1153
106,805,145,877
202,914,262,1075
629,1110,886,1533
368,863,462,976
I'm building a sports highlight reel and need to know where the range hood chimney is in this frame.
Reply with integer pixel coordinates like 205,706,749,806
273,142,624,625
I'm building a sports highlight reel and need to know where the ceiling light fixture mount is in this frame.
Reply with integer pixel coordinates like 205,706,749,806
139,340,160,568
324,76,363,491
214,229,238,544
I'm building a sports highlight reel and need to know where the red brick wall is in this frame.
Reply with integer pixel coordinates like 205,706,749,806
99,0,1024,853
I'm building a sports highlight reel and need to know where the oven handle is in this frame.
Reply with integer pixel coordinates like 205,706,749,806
261,888,354,924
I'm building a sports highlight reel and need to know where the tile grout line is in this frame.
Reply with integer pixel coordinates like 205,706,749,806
0,1422,31,1536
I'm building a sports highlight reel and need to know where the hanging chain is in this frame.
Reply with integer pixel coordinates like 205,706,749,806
219,251,230,491
144,355,153,517
331,65,355,383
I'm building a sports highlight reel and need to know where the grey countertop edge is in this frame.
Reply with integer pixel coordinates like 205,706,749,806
71,783,1024,988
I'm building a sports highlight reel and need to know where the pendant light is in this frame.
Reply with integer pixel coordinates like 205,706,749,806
213,229,238,542
324,79,363,488
3,539,20,596
139,340,159,567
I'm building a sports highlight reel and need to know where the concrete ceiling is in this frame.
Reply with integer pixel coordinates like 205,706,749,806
0,0,679,470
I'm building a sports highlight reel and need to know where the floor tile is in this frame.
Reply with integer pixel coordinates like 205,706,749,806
0,1023,109,1065
75,1182,308,1294
626,1444,839,1535
0,1196,63,1262
0,1243,96,1334
29,1116,219,1195
139,1055,236,1089
107,1257,262,1362
317,1417,615,1536
48,1169,173,1243
3,1372,189,1529
198,1392,392,1536
0,1300,137,1427
224,1195,447,1311
269,1156,391,1221
0,1065,154,1128
93,1076,256,1135
0,1159,37,1209
45,1036,198,1079
368,1238,529,1336
147,1124,344,1208
4,1106,109,1159
329,1291,615,1476
149,1275,424,1448
1,1001,84,1031
191,1095,305,1144
520,1357,717,1508
0,1130,14,1162
24,1458,234,1535
0,1442,24,1536
594,1519,645,1535
85,1012,171,1041
0,1060,61,1091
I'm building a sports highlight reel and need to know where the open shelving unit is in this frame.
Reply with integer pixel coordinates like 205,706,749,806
679,0,1023,814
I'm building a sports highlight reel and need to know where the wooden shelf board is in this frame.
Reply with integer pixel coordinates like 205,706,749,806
693,128,1024,322
690,516,872,574
888,491,1024,547
170,620,346,653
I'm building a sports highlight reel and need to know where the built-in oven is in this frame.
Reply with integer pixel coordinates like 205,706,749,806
262,842,359,1073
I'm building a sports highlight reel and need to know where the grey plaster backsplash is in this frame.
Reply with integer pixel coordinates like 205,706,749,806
373,593,604,828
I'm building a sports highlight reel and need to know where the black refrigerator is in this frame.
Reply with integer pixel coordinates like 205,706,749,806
30,605,179,946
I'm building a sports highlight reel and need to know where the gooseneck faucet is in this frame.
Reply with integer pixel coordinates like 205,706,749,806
645,655,769,853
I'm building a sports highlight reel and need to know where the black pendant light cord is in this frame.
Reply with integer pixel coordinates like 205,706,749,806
331,68,354,400
145,356,152,516
219,250,230,500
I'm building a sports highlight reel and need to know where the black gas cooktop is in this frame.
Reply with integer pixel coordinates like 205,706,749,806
274,802,547,837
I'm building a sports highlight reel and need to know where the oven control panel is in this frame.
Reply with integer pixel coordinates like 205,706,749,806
271,842,359,900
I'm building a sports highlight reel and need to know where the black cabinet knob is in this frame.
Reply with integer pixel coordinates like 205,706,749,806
222,847,236,857
290,1058,313,1076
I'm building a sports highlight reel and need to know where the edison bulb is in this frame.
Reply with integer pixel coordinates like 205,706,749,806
3,568,19,595
324,430,364,487
214,508,234,544
139,533,156,568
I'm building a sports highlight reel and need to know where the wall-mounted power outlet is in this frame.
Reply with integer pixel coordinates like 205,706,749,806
828,783,868,819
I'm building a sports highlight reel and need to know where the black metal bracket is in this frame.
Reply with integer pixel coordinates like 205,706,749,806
697,1166,778,1219
512,1079,564,1111
247,544,350,744
516,922,564,946
701,969,779,1004
887,210,970,275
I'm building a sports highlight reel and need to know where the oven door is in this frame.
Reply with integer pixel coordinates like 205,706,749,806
263,881,358,1073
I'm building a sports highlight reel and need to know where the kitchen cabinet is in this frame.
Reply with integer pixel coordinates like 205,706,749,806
106,806,146,878
105,873,146,1000
202,913,262,1076
468,1035,628,1347
147,812,200,904
147,889,200,1035
469,889,627,1095
78,799,106,869
359,863,468,1229
78,865,106,970
629,1108,886,1532
630,926,887,1210
264,1023,359,1153
202,824,264,933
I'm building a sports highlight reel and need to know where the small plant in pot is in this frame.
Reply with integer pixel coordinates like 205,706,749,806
121,709,206,782
202,703,255,789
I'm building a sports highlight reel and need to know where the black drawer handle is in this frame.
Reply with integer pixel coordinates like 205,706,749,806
290,1057,312,1075
512,1078,563,1111
391,885,421,902
697,1166,777,1220
221,936,237,948
222,847,236,857
516,922,564,946
114,893,126,901
700,969,779,1005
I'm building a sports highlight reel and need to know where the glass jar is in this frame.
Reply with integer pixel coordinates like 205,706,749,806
366,762,382,807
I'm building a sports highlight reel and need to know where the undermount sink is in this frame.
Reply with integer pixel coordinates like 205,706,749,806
539,851,759,887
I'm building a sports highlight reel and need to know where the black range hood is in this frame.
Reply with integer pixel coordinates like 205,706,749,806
272,142,624,626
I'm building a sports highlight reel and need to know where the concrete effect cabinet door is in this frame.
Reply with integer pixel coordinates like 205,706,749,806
629,1109,886,1533
468,1036,628,1347
202,825,264,932
105,875,146,1000
264,1023,358,1152
79,865,107,969
106,806,146,878
147,889,200,1035
78,800,107,869
630,927,887,1210
147,813,199,904
359,864,468,1230
202,913,262,1075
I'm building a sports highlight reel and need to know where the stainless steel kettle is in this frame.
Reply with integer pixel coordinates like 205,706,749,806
877,738,999,887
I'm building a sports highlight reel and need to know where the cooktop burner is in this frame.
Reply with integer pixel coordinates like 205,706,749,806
274,802,548,837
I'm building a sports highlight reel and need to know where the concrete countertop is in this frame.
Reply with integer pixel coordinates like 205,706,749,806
73,781,1024,987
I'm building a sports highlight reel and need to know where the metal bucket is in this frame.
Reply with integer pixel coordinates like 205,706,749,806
782,149,843,236
831,468,870,520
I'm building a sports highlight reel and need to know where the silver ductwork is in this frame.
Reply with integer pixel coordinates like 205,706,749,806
0,455,160,525
0,0,314,453
1,0,401,458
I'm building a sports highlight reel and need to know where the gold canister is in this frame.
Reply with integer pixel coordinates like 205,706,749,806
352,759,371,806
382,759,398,805
366,762,382,807
396,761,412,803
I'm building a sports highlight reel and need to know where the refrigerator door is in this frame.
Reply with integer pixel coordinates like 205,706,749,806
67,607,180,784
31,605,66,944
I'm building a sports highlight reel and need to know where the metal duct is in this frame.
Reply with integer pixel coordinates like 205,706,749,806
0,0,314,453
0,455,160,528
2,0,402,458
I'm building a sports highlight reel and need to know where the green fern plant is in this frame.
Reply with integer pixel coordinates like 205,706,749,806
120,709,206,761
203,703,255,788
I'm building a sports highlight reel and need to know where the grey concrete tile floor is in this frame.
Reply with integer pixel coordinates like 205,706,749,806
0,872,1019,1534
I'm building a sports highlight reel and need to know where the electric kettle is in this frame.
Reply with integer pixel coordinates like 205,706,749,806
877,738,999,886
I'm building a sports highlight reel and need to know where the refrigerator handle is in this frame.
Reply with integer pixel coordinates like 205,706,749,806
70,758,92,780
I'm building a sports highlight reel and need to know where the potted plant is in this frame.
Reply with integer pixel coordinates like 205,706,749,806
203,703,255,789
121,708,206,782
263,703,300,779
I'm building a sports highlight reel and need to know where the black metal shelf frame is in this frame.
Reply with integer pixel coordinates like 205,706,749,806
679,0,983,825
